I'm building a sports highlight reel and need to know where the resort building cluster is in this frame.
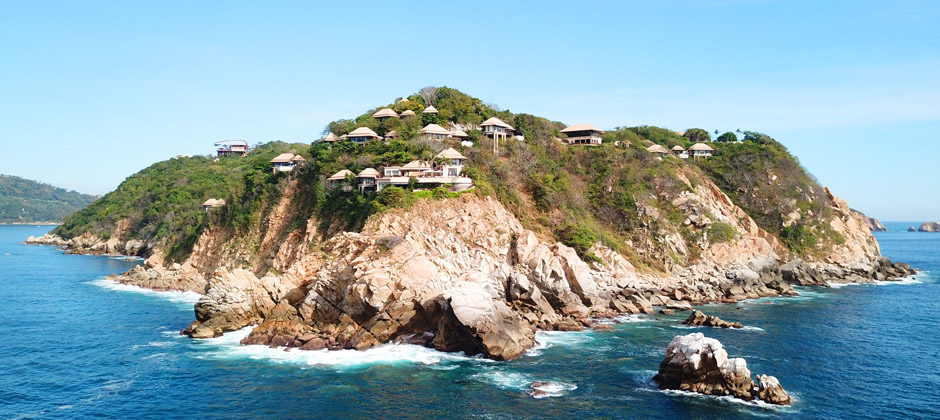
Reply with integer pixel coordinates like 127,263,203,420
210,97,720,202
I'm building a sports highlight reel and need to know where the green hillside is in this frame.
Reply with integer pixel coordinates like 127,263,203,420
0,175,98,223
53,87,846,266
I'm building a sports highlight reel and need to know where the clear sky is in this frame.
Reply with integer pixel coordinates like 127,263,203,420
1,1,937,220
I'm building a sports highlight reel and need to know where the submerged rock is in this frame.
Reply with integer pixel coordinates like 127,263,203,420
652,333,791,405
682,310,743,329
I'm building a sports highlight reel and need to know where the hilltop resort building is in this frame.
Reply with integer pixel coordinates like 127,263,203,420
215,140,250,157
560,124,604,145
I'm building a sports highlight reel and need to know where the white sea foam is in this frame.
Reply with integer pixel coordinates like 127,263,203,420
534,330,595,347
470,370,577,398
594,314,650,325
192,327,487,370
738,326,765,332
659,389,797,414
88,278,202,307
828,275,924,288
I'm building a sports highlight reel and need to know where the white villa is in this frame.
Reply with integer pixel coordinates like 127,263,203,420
372,108,399,121
329,147,473,193
270,153,306,173
347,127,381,144
688,142,715,158
480,117,514,139
560,124,604,145
214,140,249,157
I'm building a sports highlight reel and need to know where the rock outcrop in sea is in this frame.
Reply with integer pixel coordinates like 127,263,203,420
918,222,940,232
682,310,742,329
653,332,791,405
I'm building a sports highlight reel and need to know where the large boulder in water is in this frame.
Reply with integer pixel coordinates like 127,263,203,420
917,222,940,232
652,333,791,405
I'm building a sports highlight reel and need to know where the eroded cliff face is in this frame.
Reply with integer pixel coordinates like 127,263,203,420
29,175,913,360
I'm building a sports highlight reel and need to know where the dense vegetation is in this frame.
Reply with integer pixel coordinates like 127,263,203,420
53,86,845,264
0,175,97,223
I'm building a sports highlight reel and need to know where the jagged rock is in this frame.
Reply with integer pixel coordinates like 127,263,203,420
683,310,743,329
433,283,534,360
757,374,791,405
653,333,791,405
908,226,916,232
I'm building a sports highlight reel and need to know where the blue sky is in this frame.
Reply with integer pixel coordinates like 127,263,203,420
1,0,937,220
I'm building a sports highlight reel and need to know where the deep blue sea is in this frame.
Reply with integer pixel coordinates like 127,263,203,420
1,222,938,419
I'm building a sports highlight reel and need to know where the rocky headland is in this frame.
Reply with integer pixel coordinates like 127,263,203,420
653,333,791,405
27,185,915,360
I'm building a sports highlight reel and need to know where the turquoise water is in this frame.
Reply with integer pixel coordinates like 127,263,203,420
1,223,937,419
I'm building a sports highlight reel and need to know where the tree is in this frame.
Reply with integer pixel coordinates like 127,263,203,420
419,86,438,106
716,132,738,143
683,128,711,143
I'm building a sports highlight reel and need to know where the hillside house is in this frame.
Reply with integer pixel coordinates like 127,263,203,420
215,140,249,157
422,105,439,114
372,108,399,121
400,109,416,118
480,117,514,139
421,124,451,140
647,144,670,157
384,130,400,140
270,153,306,173
321,133,339,143
688,142,715,158
450,129,469,141
560,124,604,145
327,169,355,191
436,147,466,177
671,145,685,154
202,198,226,212
357,168,380,192
347,127,381,144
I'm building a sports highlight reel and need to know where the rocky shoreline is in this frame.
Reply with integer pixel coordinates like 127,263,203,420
24,194,917,361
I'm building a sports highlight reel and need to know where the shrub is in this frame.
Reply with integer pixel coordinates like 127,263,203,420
707,221,736,243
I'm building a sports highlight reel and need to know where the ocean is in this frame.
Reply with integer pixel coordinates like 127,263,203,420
0,222,937,419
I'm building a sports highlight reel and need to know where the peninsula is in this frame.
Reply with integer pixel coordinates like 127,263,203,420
27,87,913,364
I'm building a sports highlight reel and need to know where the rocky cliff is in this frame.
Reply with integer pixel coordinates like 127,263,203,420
49,176,905,360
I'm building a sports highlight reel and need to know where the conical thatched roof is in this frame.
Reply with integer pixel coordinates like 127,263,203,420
688,142,715,151
322,132,339,142
372,108,399,119
202,198,218,207
400,109,416,117
402,160,432,169
450,129,469,138
480,117,513,130
647,144,671,154
560,123,604,134
384,130,400,138
436,147,467,160
421,123,451,135
290,155,306,162
270,153,295,163
422,105,439,114
347,127,380,138
357,168,380,178
328,169,354,181
671,145,686,151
